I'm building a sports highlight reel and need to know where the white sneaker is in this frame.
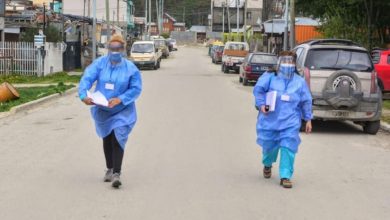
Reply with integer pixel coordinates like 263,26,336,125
111,173,122,188
103,169,113,182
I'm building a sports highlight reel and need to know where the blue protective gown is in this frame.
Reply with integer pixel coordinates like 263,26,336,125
79,55,142,149
253,72,312,153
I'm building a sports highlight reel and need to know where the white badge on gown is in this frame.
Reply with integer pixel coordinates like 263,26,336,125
281,94,290,102
105,83,115,90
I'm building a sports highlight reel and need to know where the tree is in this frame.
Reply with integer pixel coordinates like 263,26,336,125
21,26,62,43
296,0,390,49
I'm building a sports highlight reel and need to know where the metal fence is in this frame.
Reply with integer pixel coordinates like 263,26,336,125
0,42,38,76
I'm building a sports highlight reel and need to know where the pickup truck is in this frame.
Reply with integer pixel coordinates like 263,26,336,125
221,41,249,73
372,49,390,92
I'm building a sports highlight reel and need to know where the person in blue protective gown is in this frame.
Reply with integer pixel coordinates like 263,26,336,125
253,51,312,188
79,35,142,188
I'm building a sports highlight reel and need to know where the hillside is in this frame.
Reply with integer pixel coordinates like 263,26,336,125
133,0,211,27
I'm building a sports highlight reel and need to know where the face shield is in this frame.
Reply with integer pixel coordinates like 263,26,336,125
277,56,296,79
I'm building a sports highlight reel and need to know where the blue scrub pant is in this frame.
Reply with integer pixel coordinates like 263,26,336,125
262,147,296,179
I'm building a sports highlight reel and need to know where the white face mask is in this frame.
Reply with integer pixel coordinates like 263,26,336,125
278,63,296,79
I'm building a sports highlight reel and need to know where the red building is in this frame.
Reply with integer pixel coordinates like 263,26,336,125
162,13,176,33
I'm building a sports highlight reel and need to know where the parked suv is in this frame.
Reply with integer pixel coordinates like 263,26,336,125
293,39,382,134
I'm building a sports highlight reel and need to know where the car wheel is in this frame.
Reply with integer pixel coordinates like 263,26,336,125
243,77,249,86
363,121,380,135
235,69,239,74
212,58,215,63
157,60,161,69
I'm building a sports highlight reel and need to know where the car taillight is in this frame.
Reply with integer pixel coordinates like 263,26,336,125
244,65,252,72
370,70,377,94
304,67,311,89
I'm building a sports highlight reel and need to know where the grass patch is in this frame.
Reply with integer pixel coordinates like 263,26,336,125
382,115,390,124
383,100,390,110
0,72,81,84
0,83,75,112
72,68,84,72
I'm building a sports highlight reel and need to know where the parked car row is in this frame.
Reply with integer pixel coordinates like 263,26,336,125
129,37,177,70
208,41,277,86
209,38,383,134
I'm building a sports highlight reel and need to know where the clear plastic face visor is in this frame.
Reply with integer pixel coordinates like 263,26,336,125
278,56,295,65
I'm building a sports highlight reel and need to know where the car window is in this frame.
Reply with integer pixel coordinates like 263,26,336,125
154,40,165,47
250,55,277,64
132,44,154,53
371,51,381,64
243,54,251,63
305,49,373,72
295,47,303,59
296,48,306,68
227,43,246,50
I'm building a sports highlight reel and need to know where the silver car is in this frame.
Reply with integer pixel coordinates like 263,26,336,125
293,39,382,134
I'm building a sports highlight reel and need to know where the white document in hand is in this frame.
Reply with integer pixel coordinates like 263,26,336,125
266,91,277,112
87,91,109,107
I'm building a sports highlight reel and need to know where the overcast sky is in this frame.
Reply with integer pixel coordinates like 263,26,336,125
62,0,128,21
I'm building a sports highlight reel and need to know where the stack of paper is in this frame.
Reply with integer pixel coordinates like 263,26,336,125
266,91,277,112
87,91,109,107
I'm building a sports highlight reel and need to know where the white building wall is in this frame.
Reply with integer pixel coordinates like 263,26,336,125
44,42,64,75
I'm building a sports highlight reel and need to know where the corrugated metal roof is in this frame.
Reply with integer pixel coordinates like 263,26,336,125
263,17,320,34
190,25,207,33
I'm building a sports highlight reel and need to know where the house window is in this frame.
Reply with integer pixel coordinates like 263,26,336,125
246,12,252,20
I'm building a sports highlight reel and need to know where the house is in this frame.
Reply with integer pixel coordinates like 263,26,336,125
173,23,186,32
262,17,322,53
211,0,262,33
147,22,158,36
190,25,207,42
162,13,176,33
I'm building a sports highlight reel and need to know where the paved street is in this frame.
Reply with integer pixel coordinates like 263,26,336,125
1,46,390,219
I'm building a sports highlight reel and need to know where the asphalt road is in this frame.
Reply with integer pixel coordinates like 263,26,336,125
1,46,390,220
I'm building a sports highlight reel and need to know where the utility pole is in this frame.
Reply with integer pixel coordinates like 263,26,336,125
113,10,116,35
43,3,46,34
222,2,225,33
83,0,86,40
210,0,213,31
148,0,152,36
283,0,289,51
290,0,295,49
236,0,239,33
144,0,148,38
87,0,90,18
92,0,97,60
106,0,111,42
227,0,231,33
117,0,120,25
161,0,164,34
243,0,247,42
156,0,159,35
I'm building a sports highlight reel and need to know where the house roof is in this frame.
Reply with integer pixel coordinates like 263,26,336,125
174,22,185,27
190,25,207,33
263,17,320,34
164,13,176,22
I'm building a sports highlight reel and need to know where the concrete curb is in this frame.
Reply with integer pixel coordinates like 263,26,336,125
0,87,78,120
380,121,390,132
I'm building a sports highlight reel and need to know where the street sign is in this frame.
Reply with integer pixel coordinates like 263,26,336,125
34,35,46,48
